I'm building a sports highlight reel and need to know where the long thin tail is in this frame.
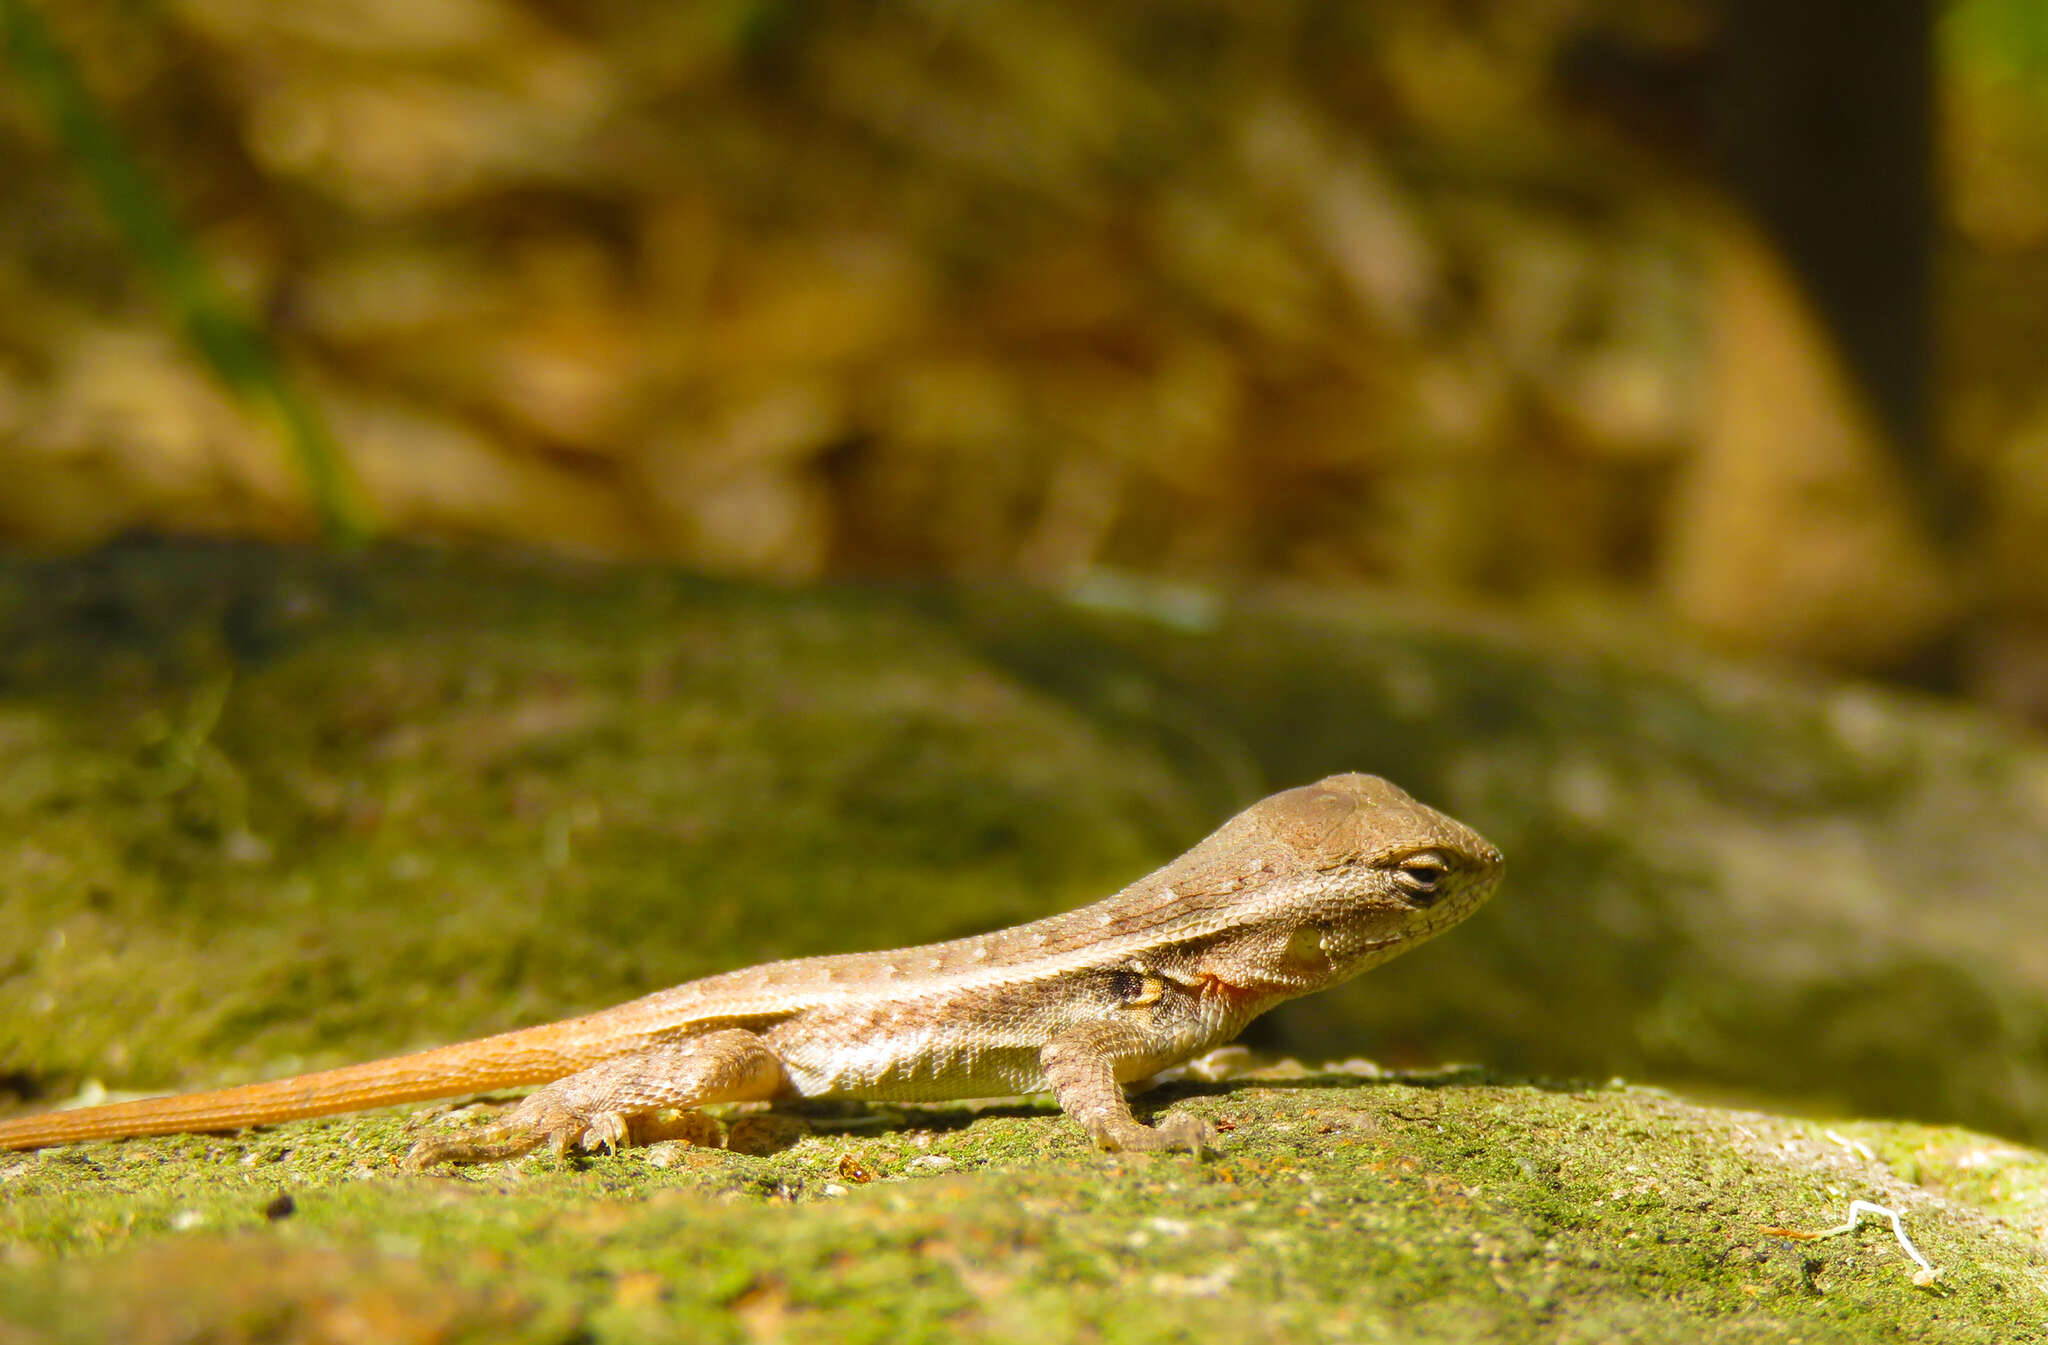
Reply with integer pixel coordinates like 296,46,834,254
0,1006,678,1151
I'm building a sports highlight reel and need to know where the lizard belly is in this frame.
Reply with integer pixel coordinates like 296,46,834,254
765,1012,1051,1100
761,980,1253,1102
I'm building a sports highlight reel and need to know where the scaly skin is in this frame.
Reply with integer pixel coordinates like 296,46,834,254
0,774,1502,1165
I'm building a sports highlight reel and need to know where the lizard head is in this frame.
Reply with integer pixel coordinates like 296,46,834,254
1266,771,1499,936
1165,773,1504,989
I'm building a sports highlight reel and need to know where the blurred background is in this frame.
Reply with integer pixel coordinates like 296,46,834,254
3,0,2047,713
9,0,2048,1169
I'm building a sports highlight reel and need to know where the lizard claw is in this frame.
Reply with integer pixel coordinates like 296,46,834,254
571,1110,631,1156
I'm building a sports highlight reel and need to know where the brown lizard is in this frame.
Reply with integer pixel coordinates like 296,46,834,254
0,773,1501,1167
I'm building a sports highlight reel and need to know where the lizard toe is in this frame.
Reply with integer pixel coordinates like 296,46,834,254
400,1136,450,1171
1085,1109,1215,1155
1157,1111,1216,1158
580,1110,632,1154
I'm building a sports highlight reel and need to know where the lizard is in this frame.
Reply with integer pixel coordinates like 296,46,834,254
0,773,1502,1167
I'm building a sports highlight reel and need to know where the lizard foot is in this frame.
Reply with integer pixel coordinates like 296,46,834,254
402,1120,542,1170
1154,1111,1217,1157
404,1032,788,1168
1090,1110,1216,1158
638,1109,724,1148
405,1094,637,1169
726,1113,812,1156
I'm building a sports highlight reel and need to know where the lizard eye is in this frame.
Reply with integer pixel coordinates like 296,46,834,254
1394,854,1448,902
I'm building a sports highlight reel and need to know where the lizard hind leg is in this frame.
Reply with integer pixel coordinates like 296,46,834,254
403,1029,787,1169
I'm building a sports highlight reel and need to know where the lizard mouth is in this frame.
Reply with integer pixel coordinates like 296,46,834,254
1337,866,1501,969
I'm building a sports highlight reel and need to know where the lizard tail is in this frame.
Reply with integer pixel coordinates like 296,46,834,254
0,1008,675,1151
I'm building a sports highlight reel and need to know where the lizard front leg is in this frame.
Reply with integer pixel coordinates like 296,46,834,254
404,1028,787,1168
1040,1021,1216,1156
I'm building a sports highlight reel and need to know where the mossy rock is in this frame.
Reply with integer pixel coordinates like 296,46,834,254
1,541,2045,1339
3,1076,2043,1342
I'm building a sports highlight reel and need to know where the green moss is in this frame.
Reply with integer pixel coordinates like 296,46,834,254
0,546,1207,1099
5,542,2048,1339
4,1079,2042,1342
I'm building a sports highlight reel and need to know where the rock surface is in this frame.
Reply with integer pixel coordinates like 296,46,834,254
1,542,2045,1339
